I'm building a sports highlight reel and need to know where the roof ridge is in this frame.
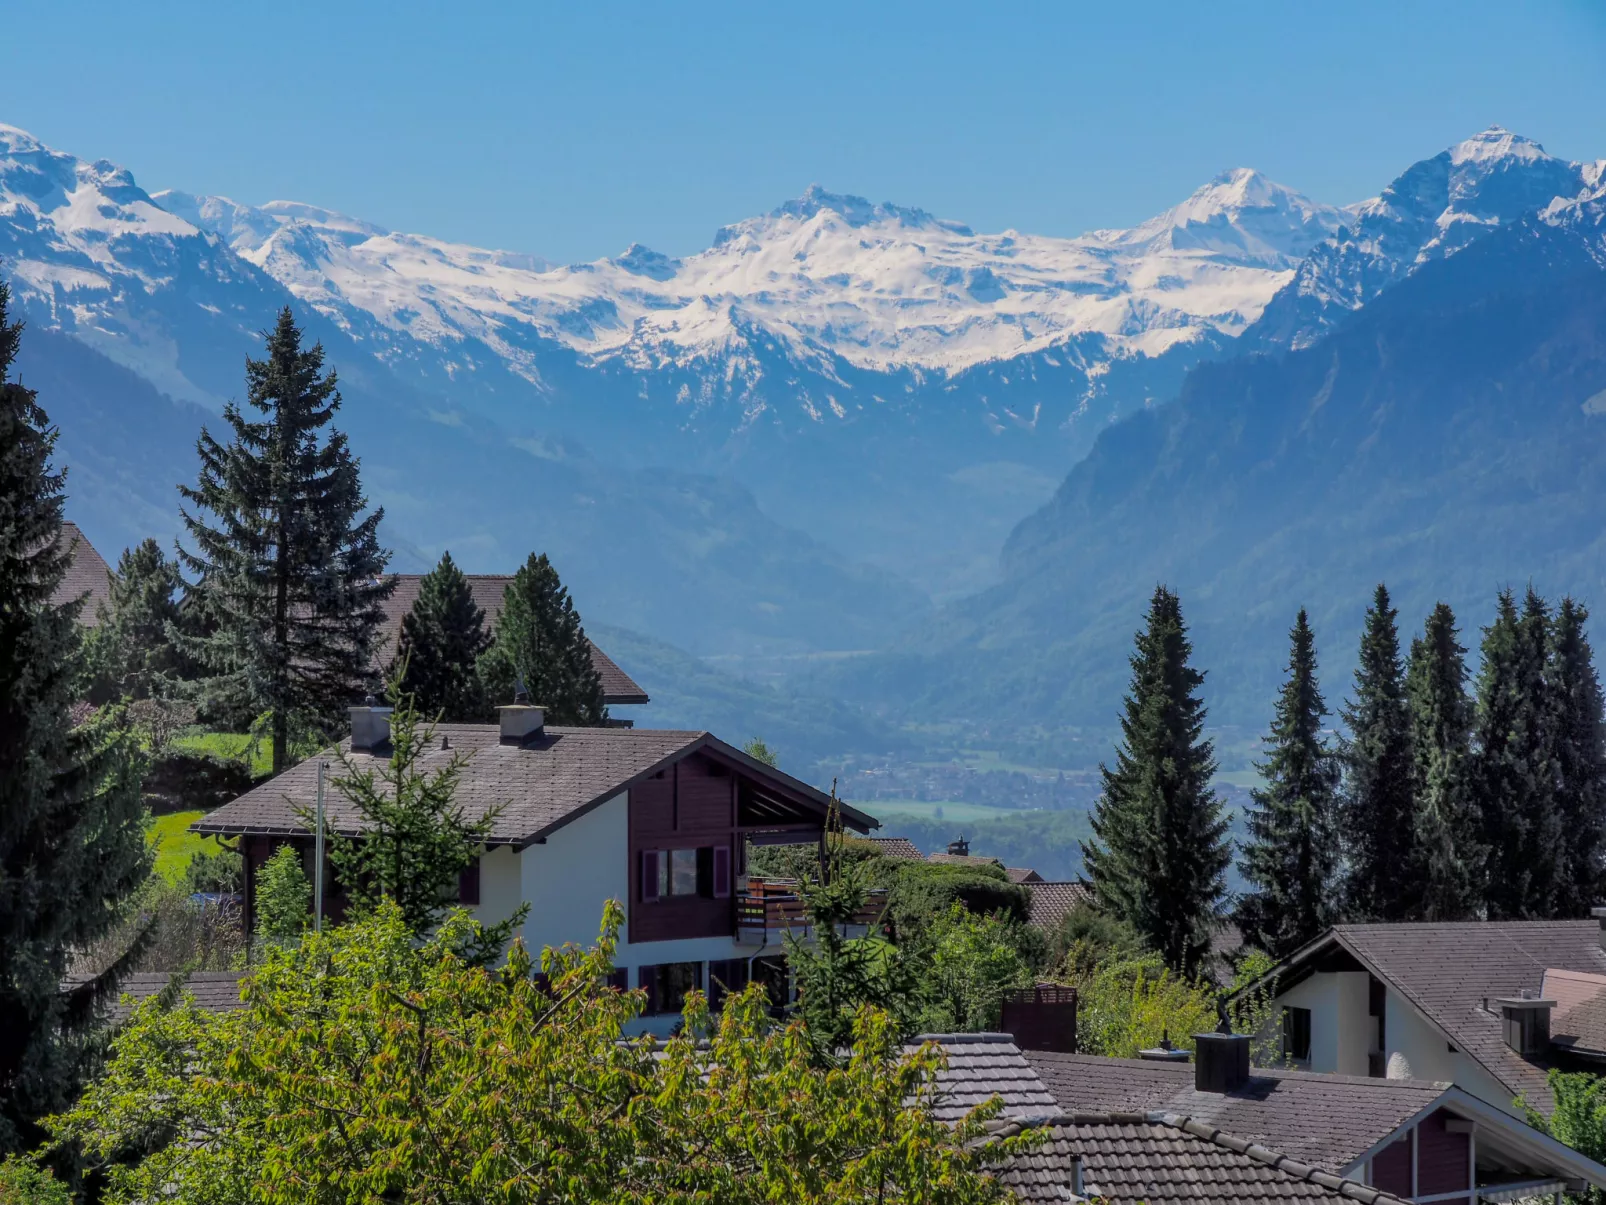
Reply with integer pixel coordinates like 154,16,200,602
1154,1113,1407,1204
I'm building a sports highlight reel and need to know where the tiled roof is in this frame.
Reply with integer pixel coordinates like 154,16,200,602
866,836,923,860
1025,1052,1449,1174
52,522,114,625
988,1112,1410,1205
920,1033,1060,1122
1026,881,1092,930
194,724,874,847
107,971,245,1020
1319,921,1606,1114
1006,868,1043,884
1548,968,1606,1055
380,573,649,704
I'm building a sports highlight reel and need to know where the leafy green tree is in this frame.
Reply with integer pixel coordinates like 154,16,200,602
1408,603,1482,920
1522,1069,1606,1204
1474,588,1564,918
0,1153,69,1205
1044,904,1144,982
1339,584,1418,921
479,552,606,725
253,844,310,945
0,283,150,1152
1070,952,1219,1059
914,905,1035,1033
50,902,1028,1205
743,737,779,767
390,551,489,722
1550,598,1606,917
1083,585,1229,977
1236,609,1340,958
177,307,393,774
85,538,188,703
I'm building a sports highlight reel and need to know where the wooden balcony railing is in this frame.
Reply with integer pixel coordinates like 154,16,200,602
735,877,887,944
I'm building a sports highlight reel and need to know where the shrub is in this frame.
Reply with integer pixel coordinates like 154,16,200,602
1073,953,1219,1058
915,905,1036,1033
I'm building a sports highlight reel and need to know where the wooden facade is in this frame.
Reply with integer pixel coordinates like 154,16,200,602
1368,1108,1473,1203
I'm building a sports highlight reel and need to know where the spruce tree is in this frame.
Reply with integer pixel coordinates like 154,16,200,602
0,283,149,1150
479,553,607,726
1550,598,1606,916
85,537,188,703
1339,583,1418,921
1407,603,1481,920
1473,588,1564,919
391,551,489,722
178,308,393,774
1236,609,1340,959
1082,586,1229,978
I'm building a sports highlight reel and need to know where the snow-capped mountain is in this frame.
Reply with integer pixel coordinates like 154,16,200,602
1249,127,1606,349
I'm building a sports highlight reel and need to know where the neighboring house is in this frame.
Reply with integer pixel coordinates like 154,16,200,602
50,521,113,623
380,573,650,711
1025,881,1092,932
1235,919,1606,1116
1006,867,1044,884
194,698,881,1033
865,836,923,860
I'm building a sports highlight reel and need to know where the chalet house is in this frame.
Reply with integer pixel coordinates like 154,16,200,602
1236,919,1606,1117
194,699,881,1033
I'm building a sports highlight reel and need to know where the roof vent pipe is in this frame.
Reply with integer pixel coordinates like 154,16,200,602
1192,1032,1250,1093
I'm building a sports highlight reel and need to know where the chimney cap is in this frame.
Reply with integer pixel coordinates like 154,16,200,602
513,672,530,706
1494,995,1557,1011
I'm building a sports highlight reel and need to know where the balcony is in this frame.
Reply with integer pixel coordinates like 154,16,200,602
735,877,887,947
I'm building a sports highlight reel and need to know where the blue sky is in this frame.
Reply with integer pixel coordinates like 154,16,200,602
5,0,1605,263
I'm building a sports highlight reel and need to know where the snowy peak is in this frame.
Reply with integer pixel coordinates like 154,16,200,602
713,183,971,248
1108,167,1344,266
1449,125,1552,166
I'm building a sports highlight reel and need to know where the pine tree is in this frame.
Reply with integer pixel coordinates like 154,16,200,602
177,308,393,774
479,553,607,726
1083,586,1229,978
392,552,489,722
1550,598,1606,916
85,538,188,703
1473,588,1565,919
1407,603,1482,920
0,283,149,1151
1339,584,1418,921
1236,609,1340,959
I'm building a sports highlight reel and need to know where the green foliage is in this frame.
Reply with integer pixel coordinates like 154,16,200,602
85,537,189,704
876,860,1030,943
0,283,151,1152
872,809,1092,883
49,902,1028,1205
184,846,244,895
743,736,779,767
914,906,1035,1033
1339,583,1419,921
390,551,490,722
479,552,607,725
1408,602,1482,920
0,1154,68,1205
1226,947,1286,1067
322,683,504,938
176,307,393,774
1044,904,1143,982
1236,609,1340,959
1071,952,1219,1059
1083,585,1228,977
1549,598,1606,917
1522,1069,1606,1204
253,845,310,944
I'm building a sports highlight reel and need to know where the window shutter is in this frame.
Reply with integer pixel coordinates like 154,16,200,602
712,846,731,898
642,850,661,901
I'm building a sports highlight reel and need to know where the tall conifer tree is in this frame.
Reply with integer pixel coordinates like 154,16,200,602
0,283,149,1150
1407,603,1481,920
391,552,489,722
1473,588,1564,919
1236,609,1340,959
178,308,393,774
479,553,607,726
85,537,188,703
1083,586,1229,978
1339,584,1418,921
1550,598,1606,916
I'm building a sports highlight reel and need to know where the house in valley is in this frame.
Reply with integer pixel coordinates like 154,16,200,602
1233,919,1606,1117
193,698,881,1032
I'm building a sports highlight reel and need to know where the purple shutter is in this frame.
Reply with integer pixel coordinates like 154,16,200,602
712,846,731,899
642,850,661,901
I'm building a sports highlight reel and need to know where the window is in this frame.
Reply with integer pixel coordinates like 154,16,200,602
639,962,703,1015
1282,1006,1312,1063
708,958,750,1010
641,847,732,900
458,858,481,906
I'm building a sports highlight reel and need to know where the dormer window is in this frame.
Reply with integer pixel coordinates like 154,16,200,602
1495,992,1556,1056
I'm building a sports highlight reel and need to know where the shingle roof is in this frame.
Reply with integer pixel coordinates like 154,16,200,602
1309,921,1606,1114
107,971,245,1020
1026,882,1092,930
988,1112,1410,1205
866,836,923,860
1007,868,1044,884
920,1034,1060,1122
194,724,875,847
52,522,114,625
1547,968,1606,1055
1024,1052,1449,1174
380,573,649,704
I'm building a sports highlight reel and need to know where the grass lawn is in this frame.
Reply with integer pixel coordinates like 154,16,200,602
171,730,276,777
148,809,227,883
870,800,1034,824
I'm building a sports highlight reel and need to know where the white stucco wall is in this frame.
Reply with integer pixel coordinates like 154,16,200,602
1333,971,1371,1076
1280,974,1342,1071
1384,993,1524,1117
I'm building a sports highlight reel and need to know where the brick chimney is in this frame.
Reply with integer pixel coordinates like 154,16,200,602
349,696,393,752
946,837,970,857
1192,1032,1250,1093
